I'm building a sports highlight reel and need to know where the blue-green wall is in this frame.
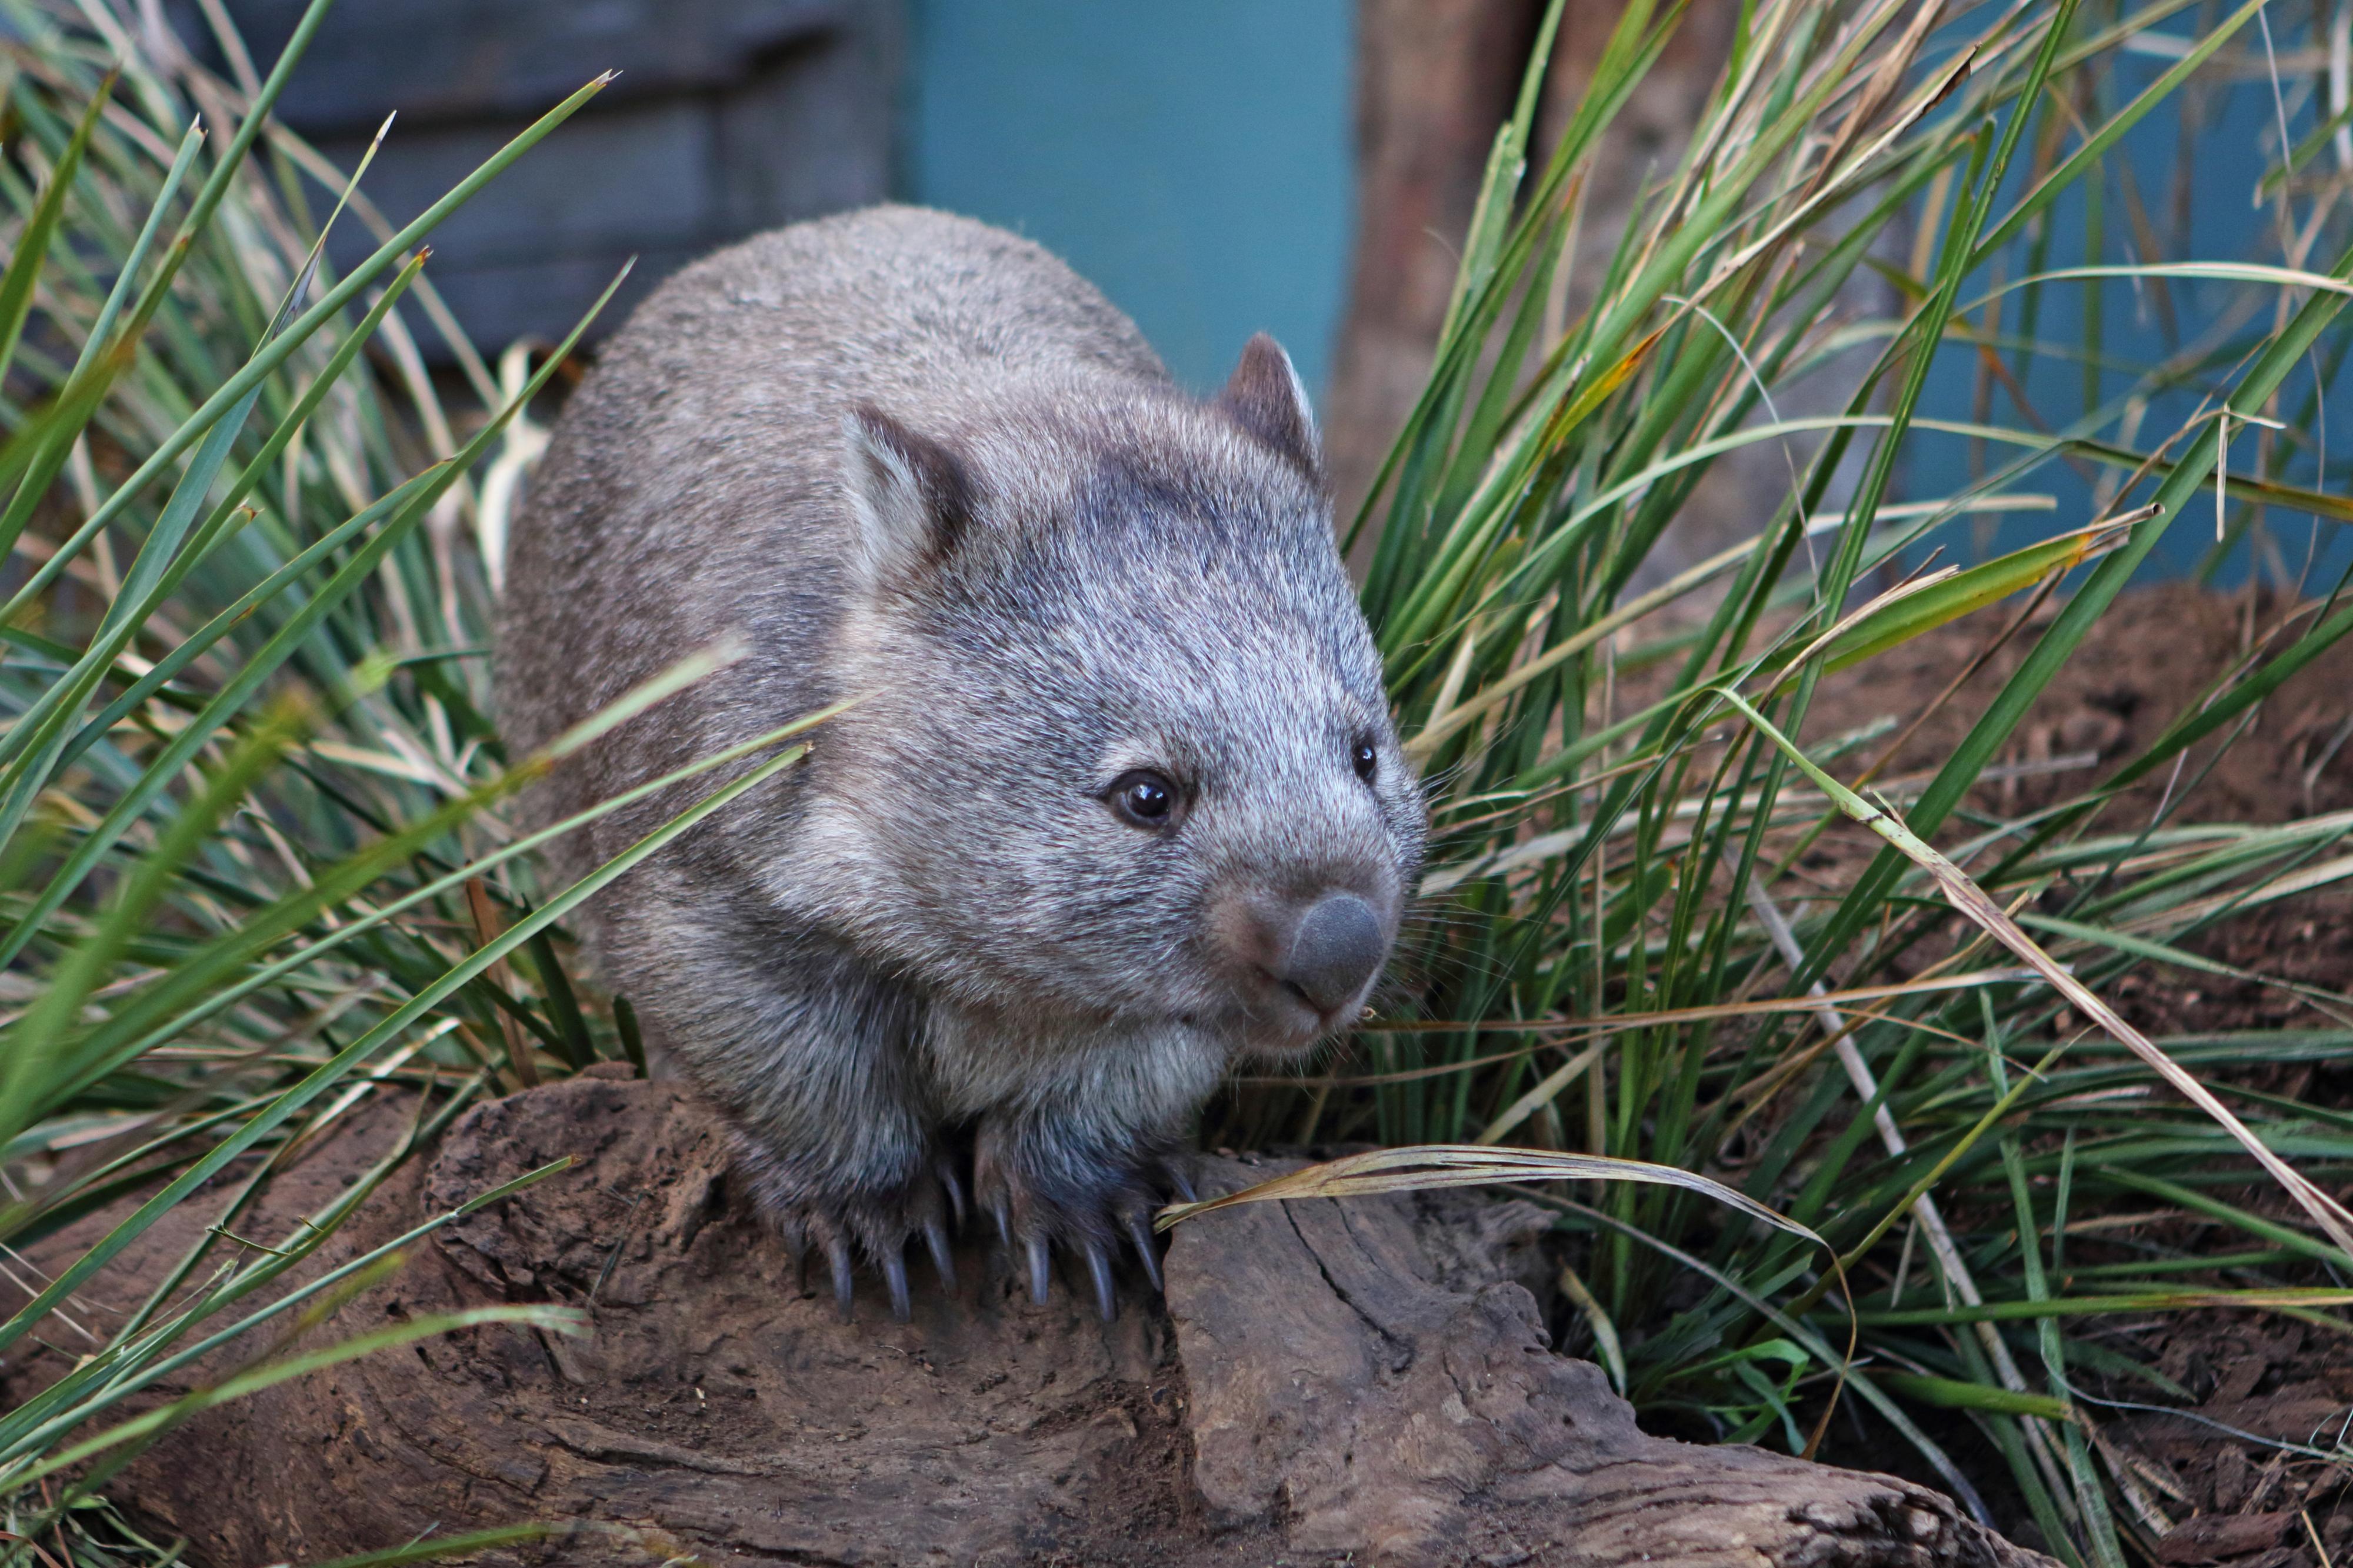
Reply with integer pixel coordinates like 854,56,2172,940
1901,28,2339,585
902,1,1355,398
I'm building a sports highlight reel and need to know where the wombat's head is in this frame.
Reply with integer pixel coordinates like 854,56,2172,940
797,336,1425,1061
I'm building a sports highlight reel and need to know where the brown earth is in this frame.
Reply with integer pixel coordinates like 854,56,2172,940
1802,581,2353,829
1794,580,2353,1041
4,1070,2051,1568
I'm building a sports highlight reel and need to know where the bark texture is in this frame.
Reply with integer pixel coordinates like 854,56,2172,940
5,1072,2053,1567
1325,0,1544,529
1327,0,1866,586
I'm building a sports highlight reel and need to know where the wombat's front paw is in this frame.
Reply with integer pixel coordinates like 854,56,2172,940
758,1165,963,1324
971,1117,1195,1320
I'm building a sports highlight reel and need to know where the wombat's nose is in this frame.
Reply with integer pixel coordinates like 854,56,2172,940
1277,892,1387,1015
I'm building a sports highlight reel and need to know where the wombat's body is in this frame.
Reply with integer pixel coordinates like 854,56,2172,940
498,206,1422,1318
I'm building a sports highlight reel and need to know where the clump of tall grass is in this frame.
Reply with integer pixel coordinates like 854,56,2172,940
1197,0,2353,1559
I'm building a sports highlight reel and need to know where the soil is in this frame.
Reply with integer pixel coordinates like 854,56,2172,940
1795,580,2353,1042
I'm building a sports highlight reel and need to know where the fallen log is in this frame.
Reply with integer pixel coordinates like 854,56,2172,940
5,1071,2052,1567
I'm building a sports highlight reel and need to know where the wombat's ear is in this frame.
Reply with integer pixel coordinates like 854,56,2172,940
1216,332,1324,483
842,405,973,595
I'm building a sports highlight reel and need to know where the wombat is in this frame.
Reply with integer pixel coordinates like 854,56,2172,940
497,205,1424,1320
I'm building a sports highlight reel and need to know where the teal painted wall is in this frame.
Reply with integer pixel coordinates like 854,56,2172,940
902,1,1355,398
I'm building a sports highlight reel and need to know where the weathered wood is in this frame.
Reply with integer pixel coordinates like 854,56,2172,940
1172,1155,2045,1566
5,1074,2052,1567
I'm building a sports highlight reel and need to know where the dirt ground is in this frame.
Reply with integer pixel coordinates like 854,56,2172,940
1795,581,2353,1032
1795,581,2353,1565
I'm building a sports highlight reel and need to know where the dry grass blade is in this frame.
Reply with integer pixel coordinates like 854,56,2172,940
1153,1144,1822,1246
1717,690,2353,1259
1476,1043,1606,1145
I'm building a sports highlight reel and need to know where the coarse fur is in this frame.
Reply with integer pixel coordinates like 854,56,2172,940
498,205,1424,1316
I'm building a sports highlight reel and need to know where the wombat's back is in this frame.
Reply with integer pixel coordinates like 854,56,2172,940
497,205,1169,873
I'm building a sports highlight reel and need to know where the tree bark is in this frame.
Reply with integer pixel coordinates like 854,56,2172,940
1326,0,1837,588
5,1072,2052,1568
1324,0,1544,531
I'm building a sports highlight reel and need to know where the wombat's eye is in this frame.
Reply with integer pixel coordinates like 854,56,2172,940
1107,769,1181,830
1352,739,1379,784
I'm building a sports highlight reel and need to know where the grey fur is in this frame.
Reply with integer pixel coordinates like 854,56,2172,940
498,205,1423,1312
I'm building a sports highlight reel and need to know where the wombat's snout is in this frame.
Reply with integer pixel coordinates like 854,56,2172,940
1281,893,1386,1014
1216,885,1396,1042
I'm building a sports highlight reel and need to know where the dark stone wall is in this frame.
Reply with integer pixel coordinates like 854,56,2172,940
191,1,903,356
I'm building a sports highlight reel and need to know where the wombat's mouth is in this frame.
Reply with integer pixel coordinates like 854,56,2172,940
1232,976,1371,1057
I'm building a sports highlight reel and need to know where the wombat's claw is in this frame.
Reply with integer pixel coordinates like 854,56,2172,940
972,1122,1192,1314
879,1250,912,1322
1161,1159,1199,1205
1081,1240,1116,1321
938,1166,968,1229
1123,1212,1162,1292
923,1217,957,1292
761,1175,958,1320
826,1235,856,1323
1025,1235,1052,1306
